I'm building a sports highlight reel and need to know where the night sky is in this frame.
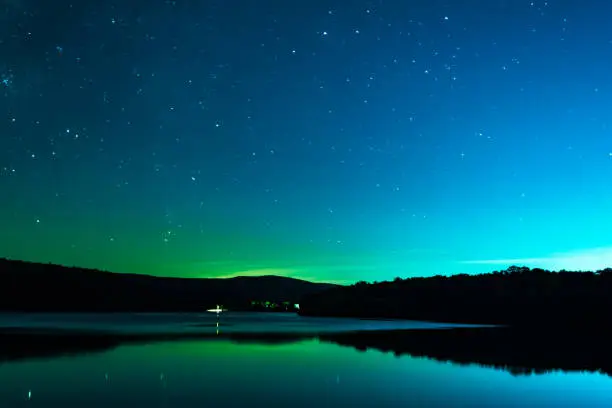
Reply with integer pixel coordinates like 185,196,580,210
2,0,612,284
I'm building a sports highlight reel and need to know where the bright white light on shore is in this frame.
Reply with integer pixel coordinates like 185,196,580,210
207,305,224,313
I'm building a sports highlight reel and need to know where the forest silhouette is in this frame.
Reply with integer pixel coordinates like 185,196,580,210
299,265,612,328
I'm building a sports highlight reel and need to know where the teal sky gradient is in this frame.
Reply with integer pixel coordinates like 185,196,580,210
2,1,612,283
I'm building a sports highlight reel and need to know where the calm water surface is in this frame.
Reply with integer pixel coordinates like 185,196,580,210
0,313,611,407
0,312,480,334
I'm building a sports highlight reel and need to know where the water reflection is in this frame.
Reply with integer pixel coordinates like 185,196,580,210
2,328,612,407
319,327,612,377
3,327,612,377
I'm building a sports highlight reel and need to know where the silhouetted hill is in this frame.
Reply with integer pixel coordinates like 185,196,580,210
299,265,612,328
0,258,338,312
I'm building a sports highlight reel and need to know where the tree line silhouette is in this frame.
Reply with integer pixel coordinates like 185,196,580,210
298,265,612,327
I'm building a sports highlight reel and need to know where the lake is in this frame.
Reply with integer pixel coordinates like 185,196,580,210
0,311,482,335
1,313,611,407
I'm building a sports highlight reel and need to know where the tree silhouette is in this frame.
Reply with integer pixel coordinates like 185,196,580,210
299,265,612,328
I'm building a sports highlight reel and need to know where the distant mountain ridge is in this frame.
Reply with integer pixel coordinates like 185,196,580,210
0,258,339,312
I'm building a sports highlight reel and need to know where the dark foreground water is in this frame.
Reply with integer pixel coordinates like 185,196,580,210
1,313,611,407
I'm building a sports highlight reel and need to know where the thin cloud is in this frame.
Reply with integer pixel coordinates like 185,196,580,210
462,258,544,265
214,268,301,279
213,265,372,285
461,247,612,271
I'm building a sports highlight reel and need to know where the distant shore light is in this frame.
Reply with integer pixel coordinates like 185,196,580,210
207,305,225,313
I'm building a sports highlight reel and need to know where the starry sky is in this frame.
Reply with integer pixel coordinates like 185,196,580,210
1,0,612,284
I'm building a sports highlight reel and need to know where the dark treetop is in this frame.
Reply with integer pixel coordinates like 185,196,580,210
299,265,612,328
